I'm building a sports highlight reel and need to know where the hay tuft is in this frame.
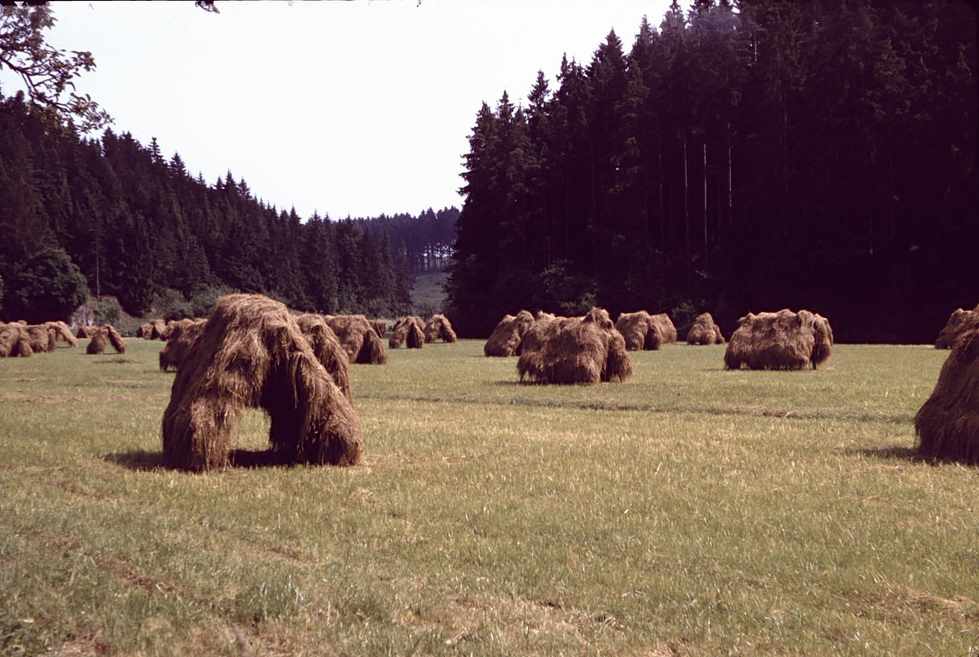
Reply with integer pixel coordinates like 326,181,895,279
424,314,458,343
723,309,832,370
324,314,388,364
484,310,535,357
686,313,725,345
161,294,362,472
915,305,979,463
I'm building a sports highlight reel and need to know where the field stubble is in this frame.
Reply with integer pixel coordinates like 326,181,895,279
0,338,976,656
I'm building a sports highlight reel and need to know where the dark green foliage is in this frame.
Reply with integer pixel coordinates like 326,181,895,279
446,0,978,341
3,248,89,323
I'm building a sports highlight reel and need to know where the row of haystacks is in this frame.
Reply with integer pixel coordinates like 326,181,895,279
0,320,78,357
161,294,362,472
916,304,979,464
724,309,833,371
389,316,425,349
516,308,633,385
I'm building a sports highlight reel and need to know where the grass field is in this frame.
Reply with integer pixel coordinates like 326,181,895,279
1,338,977,656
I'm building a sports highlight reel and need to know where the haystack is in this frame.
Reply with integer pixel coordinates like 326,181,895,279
46,321,78,347
76,325,98,339
915,305,979,463
935,308,975,349
295,314,352,399
517,308,632,385
325,314,388,364
0,323,33,357
25,325,58,353
86,325,127,355
484,310,535,357
423,314,457,343
161,294,362,472
651,313,677,344
159,318,208,372
389,316,425,349
723,309,832,370
686,313,725,345
615,311,662,351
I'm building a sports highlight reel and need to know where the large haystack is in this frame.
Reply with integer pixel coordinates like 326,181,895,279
615,311,662,351
161,294,362,472
325,314,388,364
389,316,425,349
423,314,457,343
723,309,832,370
935,308,975,349
25,325,58,353
915,305,979,463
517,308,632,385
85,325,127,355
484,310,535,357
686,313,725,345
159,318,208,372
295,314,352,399
0,323,33,357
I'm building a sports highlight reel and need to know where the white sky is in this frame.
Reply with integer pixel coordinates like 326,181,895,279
20,0,679,220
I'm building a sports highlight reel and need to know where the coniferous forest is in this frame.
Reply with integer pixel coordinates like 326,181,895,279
444,0,978,342
0,89,459,323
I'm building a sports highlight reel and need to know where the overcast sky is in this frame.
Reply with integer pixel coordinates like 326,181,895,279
29,0,678,220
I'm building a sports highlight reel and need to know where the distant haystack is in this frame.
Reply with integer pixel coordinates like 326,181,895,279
615,311,662,351
423,314,457,343
137,319,168,340
484,310,535,357
0,323,33,357
724,309,832,370
159,318,208,372
935,307,975,349
25,324,58,353
915,304,979,463
86,325,127,355
389,316,425,349
517,308,632,385
325,314,388,364
46,321,78,347
295,314,352,399
76,325,98,339
161,294,362,472
686,313,725,345
651,313,677,344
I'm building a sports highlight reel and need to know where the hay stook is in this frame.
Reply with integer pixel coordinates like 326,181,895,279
161,294,362,472
615,311,663,351
686,313,725,345
0,323,33,357
325,314,388,364
389,316,425,349
423,314,457,343
484,310,535,357
723,309,832,370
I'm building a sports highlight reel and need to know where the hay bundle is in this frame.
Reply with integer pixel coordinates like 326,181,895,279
325,314,388,364
0,323,33,357
935,308,975,349
686,313,725,345
25,325,58,353
85,325,127,355
370,319,387,339
389,316,425,349
615,311,662,351
423,314,457,343
295,314,352,399
517,307,632,385
484,310,535,357
915,306,979,463
159,318,208,372
46,321,78,347
651,313,677,344
723,309,831,370
136,322,153,339
161,294,362,472
76,325,98,339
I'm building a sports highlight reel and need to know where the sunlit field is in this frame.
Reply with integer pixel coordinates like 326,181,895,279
1,338,976,656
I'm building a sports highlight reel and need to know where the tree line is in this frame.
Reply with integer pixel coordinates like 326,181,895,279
445,0,978,342
0,91,457,323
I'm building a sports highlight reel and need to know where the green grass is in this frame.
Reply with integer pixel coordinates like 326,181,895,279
1,338,977,656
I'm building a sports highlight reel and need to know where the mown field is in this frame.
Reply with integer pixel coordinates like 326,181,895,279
1,338,976,656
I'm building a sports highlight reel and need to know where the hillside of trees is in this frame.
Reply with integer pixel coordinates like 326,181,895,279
445,0,978,342
0,90,457,323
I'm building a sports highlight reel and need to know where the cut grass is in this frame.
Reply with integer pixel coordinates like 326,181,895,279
1,339,976,656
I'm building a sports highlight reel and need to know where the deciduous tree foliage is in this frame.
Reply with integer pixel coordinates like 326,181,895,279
446,0,977,342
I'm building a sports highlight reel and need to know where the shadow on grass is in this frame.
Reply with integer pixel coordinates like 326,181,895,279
846,445,961,465
103,448,298,472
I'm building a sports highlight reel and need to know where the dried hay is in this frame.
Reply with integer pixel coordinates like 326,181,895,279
723,309,831,370
76,325,98,339
325,314,388,364
25,325,58,353
686,313,725,345
389,316,425,349
915,305,979,463
136,322,153,339
85,325,127,355
424,314,457,343
615,311,662,351
936,308,975,349
651,313,677,344
159,318,208,372
370,319,388,339
0,323,33,357
295,314,352,399
46,321,78,346
484,310,535,357
517,307,632,385
161,294,362,472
